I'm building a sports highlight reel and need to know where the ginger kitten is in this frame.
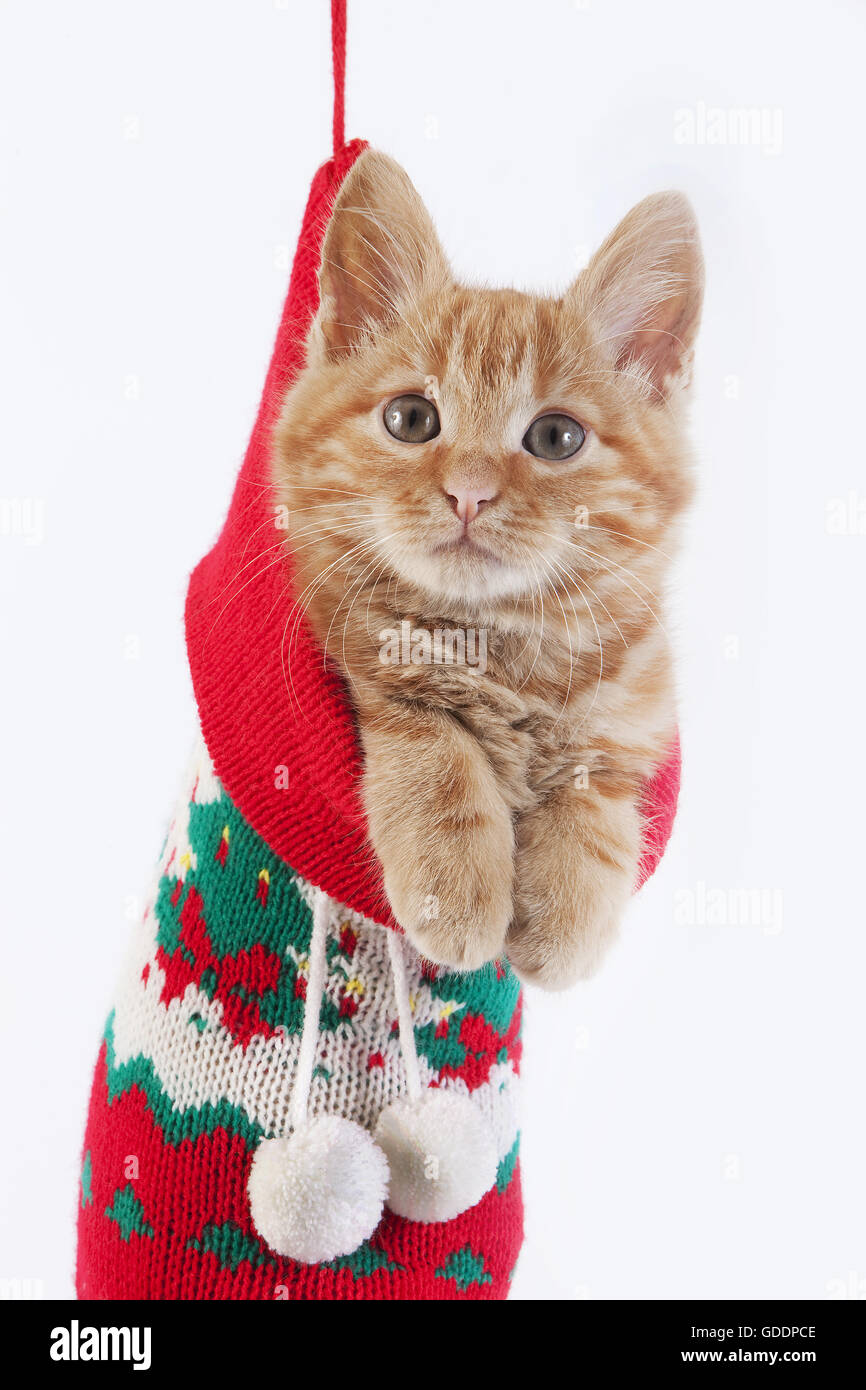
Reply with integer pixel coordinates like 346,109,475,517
273,150,702,989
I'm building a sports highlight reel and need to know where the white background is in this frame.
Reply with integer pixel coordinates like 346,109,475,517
2,0,864,1301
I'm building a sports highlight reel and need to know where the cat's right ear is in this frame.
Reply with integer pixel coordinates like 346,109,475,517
314,150,450,357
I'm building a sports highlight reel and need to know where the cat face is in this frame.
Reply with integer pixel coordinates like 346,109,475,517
274,151,702,621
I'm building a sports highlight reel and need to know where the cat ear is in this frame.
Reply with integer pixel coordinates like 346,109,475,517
573,192,704,397
315,150,450,356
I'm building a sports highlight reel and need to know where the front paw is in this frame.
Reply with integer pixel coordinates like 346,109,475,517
506,883,625,990
381,814,514,972
506,790,639,989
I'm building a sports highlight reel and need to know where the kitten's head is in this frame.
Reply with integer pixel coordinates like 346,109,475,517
274,150,702,618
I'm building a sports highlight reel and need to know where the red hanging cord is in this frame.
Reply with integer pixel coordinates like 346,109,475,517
331,0,347,156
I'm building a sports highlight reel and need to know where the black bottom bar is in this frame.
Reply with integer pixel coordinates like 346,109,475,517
1,1298,860,1374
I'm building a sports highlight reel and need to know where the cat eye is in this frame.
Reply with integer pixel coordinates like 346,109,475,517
383,394,441,444
523,413,586,462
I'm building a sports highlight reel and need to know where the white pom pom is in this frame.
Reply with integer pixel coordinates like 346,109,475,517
374,1090,498,1224
248,1115,389,1264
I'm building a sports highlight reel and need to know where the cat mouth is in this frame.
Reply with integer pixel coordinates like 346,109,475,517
431,535,501,566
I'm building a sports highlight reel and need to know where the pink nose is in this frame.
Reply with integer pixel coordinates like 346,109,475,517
445,484,497,525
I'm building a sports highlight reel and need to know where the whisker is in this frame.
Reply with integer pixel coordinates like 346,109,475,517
562,539,669,636
581,522,674,562
539,552,606,734
538,532,629,648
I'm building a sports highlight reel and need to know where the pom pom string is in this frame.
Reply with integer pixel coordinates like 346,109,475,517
387,929,423,1103
289,887,330,1131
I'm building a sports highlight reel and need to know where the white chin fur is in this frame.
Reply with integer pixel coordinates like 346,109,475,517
404,551,529,603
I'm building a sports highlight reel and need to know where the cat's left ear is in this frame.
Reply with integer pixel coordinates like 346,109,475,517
314,149,450,357
571,191,704,397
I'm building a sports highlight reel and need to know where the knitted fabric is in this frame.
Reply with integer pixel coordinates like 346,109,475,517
77,742,522,1299
77,137,681,1302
